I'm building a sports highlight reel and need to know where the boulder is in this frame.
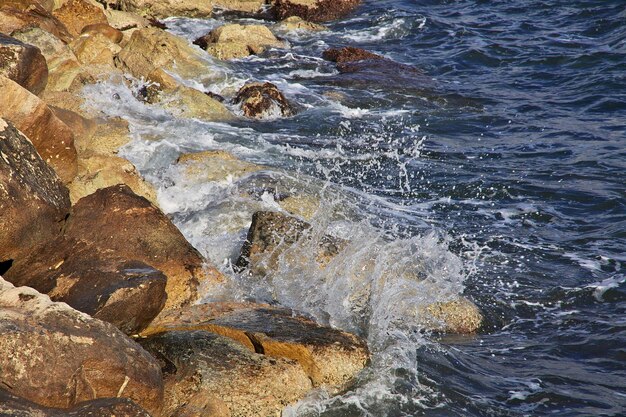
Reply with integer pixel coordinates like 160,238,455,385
120,0,213,19
275,16,326,32
271,0,361,22
194,23,284,60
0,0,72,42
420,298,484,334
322,46,383,63
0,33,48,94
140,330,312,417
73,115,132,155
0,390,151,417
4,236,167,335
143,302,370,390
0,75,78,182
0,118,70,264
212,0,264,13
11,26,76,65
52,0,108,37
81,23,124,44
115,27,216,81
176,150,264,182
70,32,121,66
64,185,225,312
0,277,163,413
103,9,150,31
234,82,294,119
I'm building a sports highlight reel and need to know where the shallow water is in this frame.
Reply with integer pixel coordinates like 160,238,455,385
85,0,626,415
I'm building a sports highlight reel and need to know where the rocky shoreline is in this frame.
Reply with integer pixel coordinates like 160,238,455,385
0,0,483,415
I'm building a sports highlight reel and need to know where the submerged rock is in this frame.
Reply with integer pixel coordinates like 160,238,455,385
0,277,163,413
176,149,264,182
0,33,48,95
271,0,361,22
143,302,370,390
4,236,167,335
0,118,70,265
0,75,78,182
322,46,384,63
52,0,108,38
234,82,294,119
140,330,312,417
64,184,225,312
194,23,284,60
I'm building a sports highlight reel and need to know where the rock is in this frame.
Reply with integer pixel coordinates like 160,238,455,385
322,46,383,63
278,193,320,219
144,302,370,390
81,23,124,44
212,0,264,14
103,9,150,31
0,75,78,182
194,23,284,60
120,0,213,19
176,150,264,182
68,153,158,205
275,16,326,32
420,298,484,334
74,116,132,154
11,26,76,65
46,56,82,91
0,277,163,413
140,330,312,417
4,236,167,335
52,0,108,37
64,185,225,312
0,0,72,43
115,27,216,82
0,390,152,417
0,33,48,94
234,82,294,119
70,32,122,66
0,118,70,264
271,0,361,22
49,105,97,144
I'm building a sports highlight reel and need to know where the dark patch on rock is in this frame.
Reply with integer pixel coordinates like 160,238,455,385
271,0,361,23
205,90,225,102
322,46,383,63
0,33,48,95
233,82,294,119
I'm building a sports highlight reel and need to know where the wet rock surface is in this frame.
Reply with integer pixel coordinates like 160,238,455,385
194,23,284,60
176,150,264,182
140,330,312,417
271,0,361,23
0,33,48,94
234,82,294,119
0,277,163,414
322,46,383,63
0,118,70,264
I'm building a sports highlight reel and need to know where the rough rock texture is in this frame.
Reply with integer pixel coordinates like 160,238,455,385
0,390,152,417
176,150,264,182
120,0,213,19
0,277,163,414
234,82,294,119
70,32,121,67
322,46,383,63
421,298,484,334
64,185,224,312
140,330,312,417
52,0,108,37
0,33,48,94
81,23,124,44
271,0,361,22
0,75,78,182
194,23,284,59
212,0,264,13
4,236,167,335
144,302,370,390
0,118,70,263
115,27,215,81
0,0,72,43
275,15,326,32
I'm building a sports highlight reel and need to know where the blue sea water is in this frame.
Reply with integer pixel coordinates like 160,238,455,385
87,0,626,415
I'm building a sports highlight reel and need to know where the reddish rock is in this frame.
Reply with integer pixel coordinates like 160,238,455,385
234,82,294,119
0,117,70,264
52,0,108,38
0,0,72,43
272,0,361,23
64,185,224,312
322,46,383,63
4,236,167,335
0,277,164,414
0,33,48,94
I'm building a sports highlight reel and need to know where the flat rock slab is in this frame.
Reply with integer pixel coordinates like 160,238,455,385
140,330,312,417
0,277,163,414
144,302,370,390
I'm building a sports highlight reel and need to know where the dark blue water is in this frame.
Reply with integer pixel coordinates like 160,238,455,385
102,1,626,415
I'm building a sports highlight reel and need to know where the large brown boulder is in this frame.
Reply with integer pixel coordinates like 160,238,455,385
52,0,108,37
143,302,370,391
140,330,312,417
194,24,284,60
0,390,151,417
0,0,72,42
234,82,294,119
64,185,224,312
0,118,70,264
0,277,163,414
120,0,213,19
0,33,48,94
0,75,78,182
4,236,167,335
271,0,361,22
